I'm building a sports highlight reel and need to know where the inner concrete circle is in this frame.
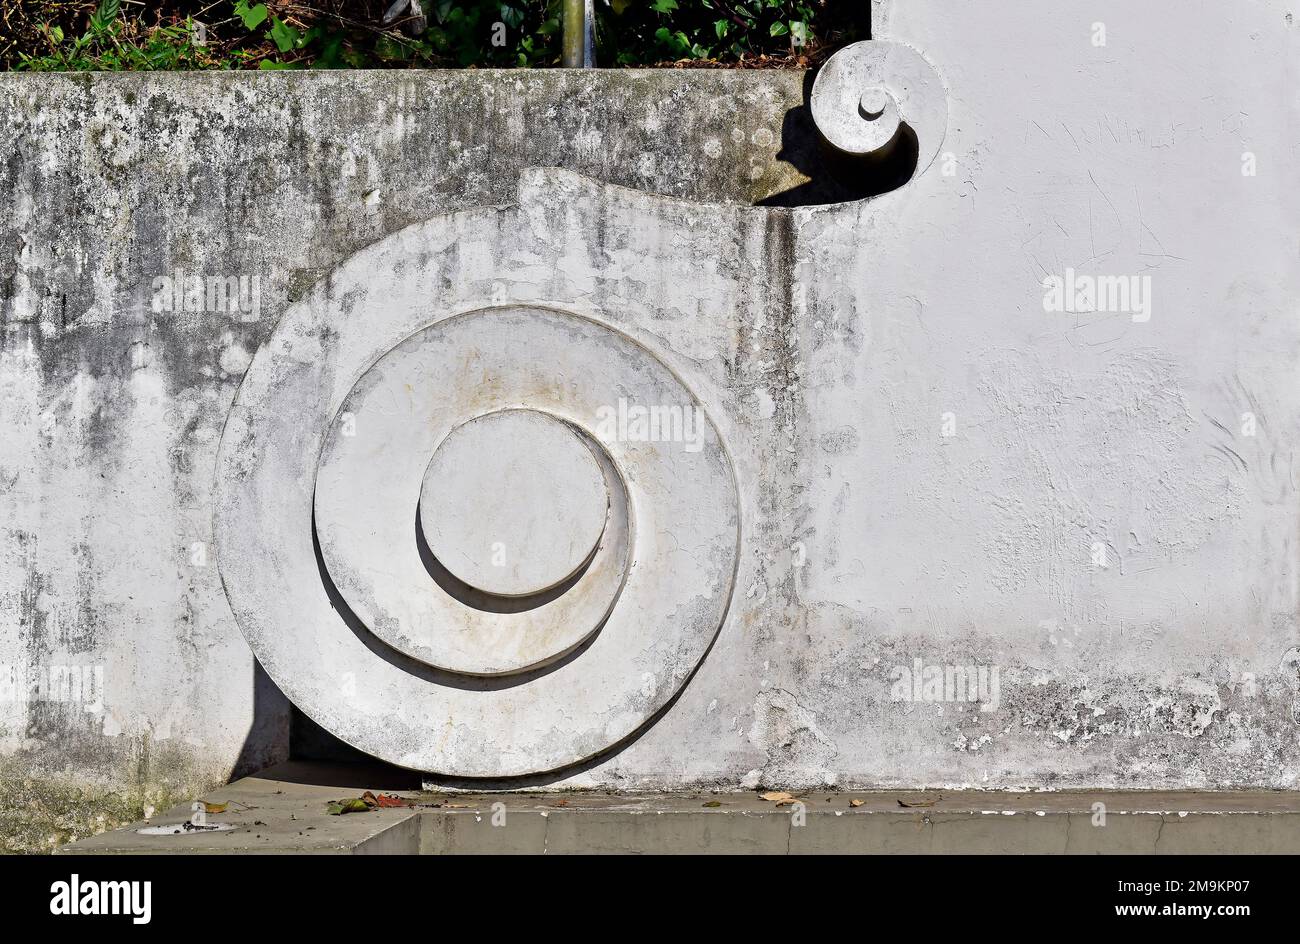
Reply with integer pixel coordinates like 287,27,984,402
858,86,896,119
419,409,609,597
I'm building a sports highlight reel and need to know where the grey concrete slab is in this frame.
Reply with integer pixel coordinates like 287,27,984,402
57,764,1300,854
58,762,422,855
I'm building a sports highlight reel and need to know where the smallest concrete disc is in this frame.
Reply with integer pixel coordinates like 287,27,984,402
420,409,609,597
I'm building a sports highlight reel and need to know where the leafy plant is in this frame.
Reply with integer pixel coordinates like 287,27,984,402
9,0,860,72
234,1,269,31
593,0,822,65
88,0,121,35
17,0,247,71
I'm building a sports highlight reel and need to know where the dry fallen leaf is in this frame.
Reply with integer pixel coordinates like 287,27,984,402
326,797,372,815
897,798,938,809
203,802,228,814
759,791,797,805
849,799,865,808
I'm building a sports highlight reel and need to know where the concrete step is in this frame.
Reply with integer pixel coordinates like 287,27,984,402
58,762,1300,855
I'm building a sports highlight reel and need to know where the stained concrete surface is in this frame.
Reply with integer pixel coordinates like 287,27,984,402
59,762,1300,855
0,65,807,847
58,763,423,855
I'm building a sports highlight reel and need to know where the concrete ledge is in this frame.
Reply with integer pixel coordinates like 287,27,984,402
59,763,423,855
55,763,1300,855
419,791,1300,855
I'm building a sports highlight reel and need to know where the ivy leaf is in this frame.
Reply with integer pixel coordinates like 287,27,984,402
769,21,789,37
499,4,525,28
655,25,691,57
234,1,269,30
269,17,300,53
714,19,728,40
650,0,678,13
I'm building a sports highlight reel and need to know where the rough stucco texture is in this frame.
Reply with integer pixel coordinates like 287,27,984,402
1,0,1299,827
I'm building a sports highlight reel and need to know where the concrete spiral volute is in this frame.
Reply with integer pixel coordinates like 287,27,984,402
810,39,949,175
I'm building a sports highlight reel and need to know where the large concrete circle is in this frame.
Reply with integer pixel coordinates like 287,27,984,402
419,409,609,598
215,303,740,777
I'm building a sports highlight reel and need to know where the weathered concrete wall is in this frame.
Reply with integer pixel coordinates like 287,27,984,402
0,66,821,848
1,1,1298,848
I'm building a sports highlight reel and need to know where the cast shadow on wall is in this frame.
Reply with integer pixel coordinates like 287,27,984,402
759,70,921,208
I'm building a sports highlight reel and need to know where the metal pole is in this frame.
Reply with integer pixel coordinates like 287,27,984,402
562,0,595,67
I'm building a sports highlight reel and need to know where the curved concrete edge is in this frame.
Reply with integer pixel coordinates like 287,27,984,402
56,763,1300,855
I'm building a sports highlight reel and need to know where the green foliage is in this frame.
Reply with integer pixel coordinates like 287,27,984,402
17,0,250,71
600,0,820,65
234,1,269,30
88,0,121,35
10,0,857,72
